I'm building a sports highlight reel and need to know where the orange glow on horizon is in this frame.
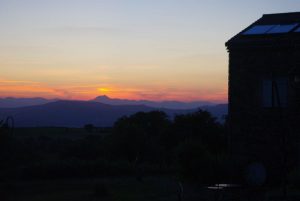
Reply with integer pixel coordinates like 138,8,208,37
0,78,227,103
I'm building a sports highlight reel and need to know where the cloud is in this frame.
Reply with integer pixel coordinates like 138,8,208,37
0,79,39,85
93,84,227,102
0,78,227,102
0,78,72,99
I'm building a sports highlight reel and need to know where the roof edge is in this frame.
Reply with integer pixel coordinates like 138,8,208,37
262,11,300,17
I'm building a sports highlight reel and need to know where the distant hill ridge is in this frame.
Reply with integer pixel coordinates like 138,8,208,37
0,96,221,110
0,97,55,108
0,100,195,127
0,97,228,127
92,95,215,110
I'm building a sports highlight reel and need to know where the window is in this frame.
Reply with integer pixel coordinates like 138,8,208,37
262,78,288,108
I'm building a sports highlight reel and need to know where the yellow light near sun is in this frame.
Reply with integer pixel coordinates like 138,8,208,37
98,88,110,93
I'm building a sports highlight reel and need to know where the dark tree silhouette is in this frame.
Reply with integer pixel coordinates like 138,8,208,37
171,110,228,183
84,124,95,133
110,111,170,164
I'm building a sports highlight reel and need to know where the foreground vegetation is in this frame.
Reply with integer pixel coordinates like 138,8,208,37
1,110,299,200
0,176,221,201
0,110,228,182
0,110,229,200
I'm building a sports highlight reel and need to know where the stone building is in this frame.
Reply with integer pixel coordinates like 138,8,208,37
226,12,300,184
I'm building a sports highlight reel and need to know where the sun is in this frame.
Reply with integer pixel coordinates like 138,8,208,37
97,88,110,93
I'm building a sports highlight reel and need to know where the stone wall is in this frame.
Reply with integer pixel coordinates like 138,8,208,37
228,45,300,184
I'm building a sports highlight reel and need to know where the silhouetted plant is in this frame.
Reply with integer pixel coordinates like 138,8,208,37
110,111,171,164
171,109,227,154
93,183,109,198
84,123,95,133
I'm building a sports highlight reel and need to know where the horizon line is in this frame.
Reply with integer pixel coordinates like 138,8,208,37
0,95,228,104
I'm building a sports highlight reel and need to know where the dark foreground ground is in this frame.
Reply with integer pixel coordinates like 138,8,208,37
1,176,200,201
1,119,299,201
1,176,300,201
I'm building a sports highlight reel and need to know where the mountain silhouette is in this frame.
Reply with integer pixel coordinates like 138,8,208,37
0,96,218,110
0,100,200,127
0,98,227,127
92,95,215,109
0,97,56,108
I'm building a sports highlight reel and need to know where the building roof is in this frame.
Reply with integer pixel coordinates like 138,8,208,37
226,12,300,49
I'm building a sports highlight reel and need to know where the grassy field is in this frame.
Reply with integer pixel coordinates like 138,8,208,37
13,127,111,140
0,176,214,201
5,127,300,200
2,176,300,201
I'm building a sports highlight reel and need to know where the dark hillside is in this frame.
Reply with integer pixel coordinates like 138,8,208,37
0,100,196,127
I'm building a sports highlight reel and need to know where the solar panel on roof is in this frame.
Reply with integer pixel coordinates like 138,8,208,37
267,24,298,33
295,27,300,32
243,25,275,35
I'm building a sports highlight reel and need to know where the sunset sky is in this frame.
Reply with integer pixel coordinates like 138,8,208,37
0,0,299,103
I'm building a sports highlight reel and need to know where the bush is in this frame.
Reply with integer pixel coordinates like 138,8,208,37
93,183,109,198
176,140,213,182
